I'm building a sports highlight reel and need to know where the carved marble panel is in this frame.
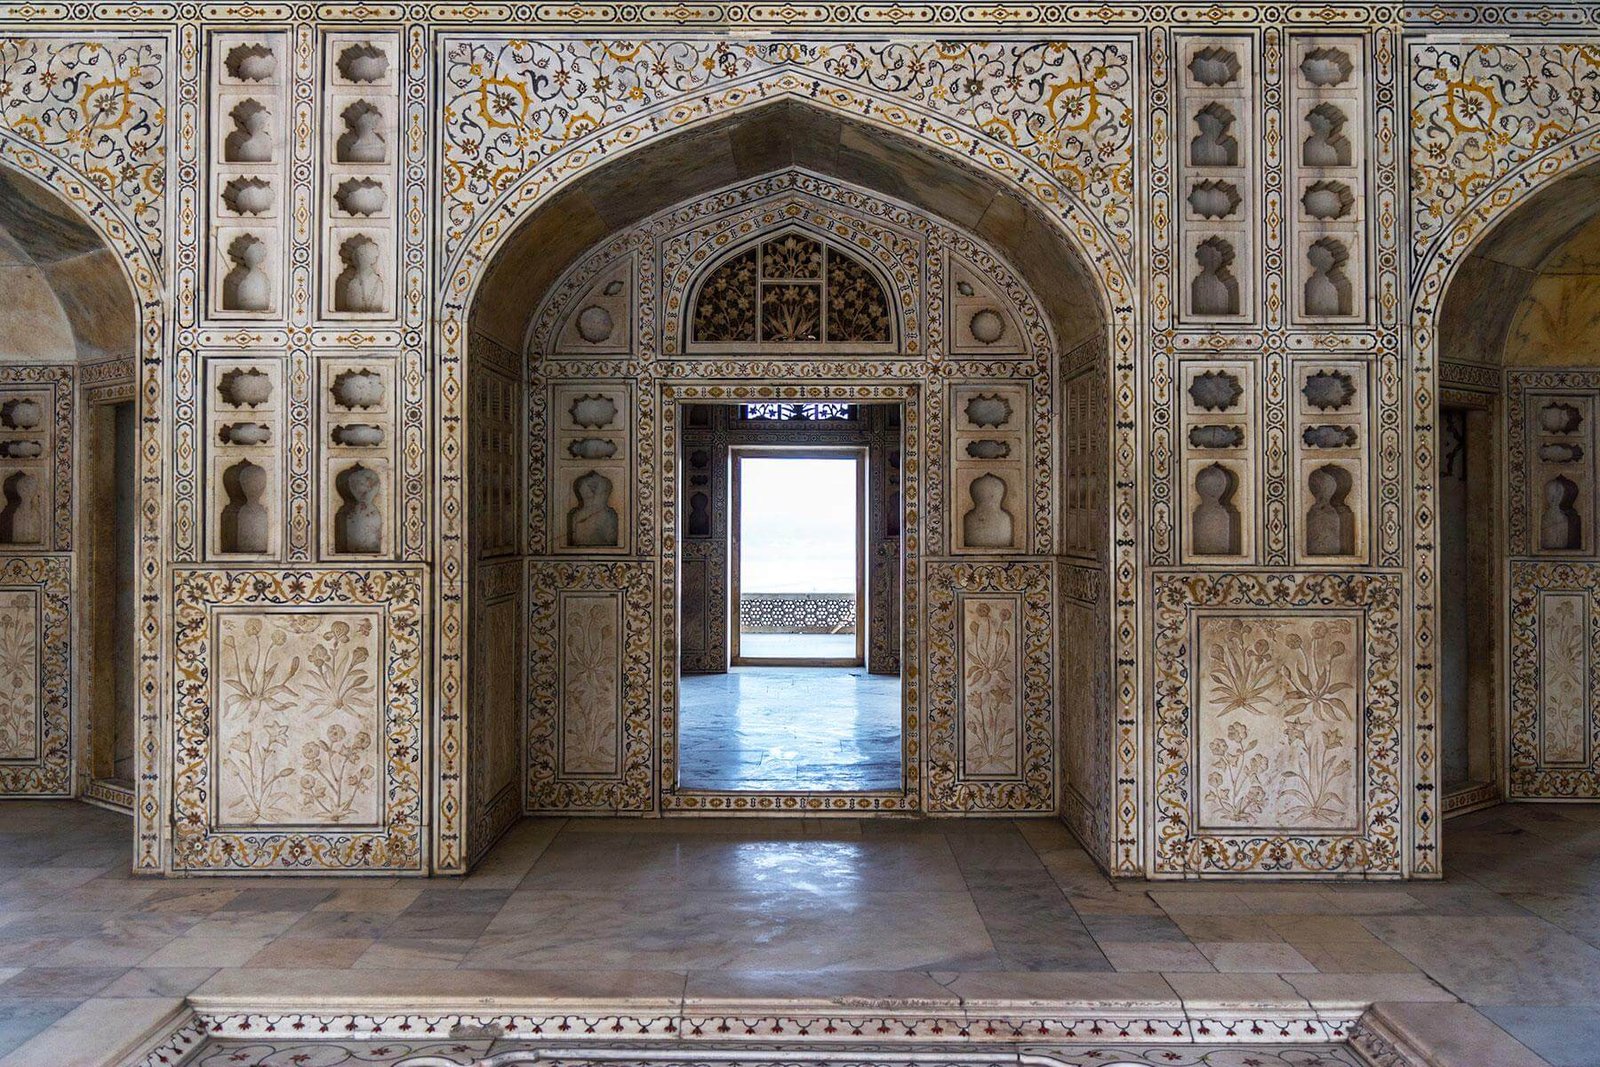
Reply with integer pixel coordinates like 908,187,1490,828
1509,562,1600,799
1152,573,1402,876
925,562,1053,812
527,561,653,812
0,555,70,797
172,569,424,872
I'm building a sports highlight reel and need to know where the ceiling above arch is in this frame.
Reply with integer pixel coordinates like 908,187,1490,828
1440,167,1600,367
470,100,1107,358
0,169,137,363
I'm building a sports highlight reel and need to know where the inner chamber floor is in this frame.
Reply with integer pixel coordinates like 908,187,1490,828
0,803,1597,1065
678,666,901,791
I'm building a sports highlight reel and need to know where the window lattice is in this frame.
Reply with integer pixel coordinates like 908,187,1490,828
739,403,858,422
692,233,892,346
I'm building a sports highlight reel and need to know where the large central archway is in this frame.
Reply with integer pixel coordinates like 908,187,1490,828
459,102,1114,866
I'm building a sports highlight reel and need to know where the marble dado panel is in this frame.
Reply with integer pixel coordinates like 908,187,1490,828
527,560,654,814
925,561,1054,813
171,568,425,873
1510,561,1600,799
1152,573,1402,877
0,555,70,797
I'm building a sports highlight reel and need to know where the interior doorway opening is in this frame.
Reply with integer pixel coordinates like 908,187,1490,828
82,398,139,803
678,401,903,794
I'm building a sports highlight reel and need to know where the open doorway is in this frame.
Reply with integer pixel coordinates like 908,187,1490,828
678,402,902,794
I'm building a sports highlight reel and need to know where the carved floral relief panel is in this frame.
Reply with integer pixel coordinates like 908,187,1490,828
0,555,69,797
1153,573,1402,877
172,569,424,872
1510,562,1600,799
926,562,1053,812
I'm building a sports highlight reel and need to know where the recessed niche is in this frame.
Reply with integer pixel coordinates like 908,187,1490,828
567,471,620,548
1540,443,1585,463
219,422,271,446
1188,369,1244,412
219,459,269,554
1302,424,1358,449
962,473,1015,549
332,423,385,447
956,279,975,297
1306,465,1356,556
1189,424,1245,449
331,368,384,410
966,439,1012,460
1305,237,1353,317
0,441,43,459
221,234,271,312
569,394,619,429
1188,46,1241,87
964,394,1013,429
969,309,1006,344
335,42,389,84
1190,103,1240,167
0,397,42,430
336,100,387,163
1541,475,1583,551
332,177,386,217
568,437,618,460
1302,369,1356,411
1188,180,1242,220
576,305,614,343
1302,180,1355,220
0,470,42,545
217,367,273,408
334,464,382,554
1192,463,1241,556
1540,402,1583,433
1301,47,1354,87
223,42,276,83
1303,103,1353,167
221,177,274,216
223,100,273,164
1192,236,1240,316
333,235,386,313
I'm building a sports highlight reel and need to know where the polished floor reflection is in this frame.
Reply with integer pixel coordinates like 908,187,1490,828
678,666,900,791
0,804,1596,1065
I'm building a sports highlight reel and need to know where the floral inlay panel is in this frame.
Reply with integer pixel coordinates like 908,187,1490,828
0,555,69,797
1152,573,1402,877
0,590,38,761
1510,562,1600,799
1195,617,1360,832
527,561,654,813
925,562,1053,812
214,612,382,828
172,569,424,872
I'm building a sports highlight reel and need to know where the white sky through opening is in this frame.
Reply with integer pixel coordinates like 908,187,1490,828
739,456,858,594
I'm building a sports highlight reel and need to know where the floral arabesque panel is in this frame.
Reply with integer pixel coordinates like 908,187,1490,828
924,561,1054,813
1510,561,1600,799
527,560,654,813
1152,573,1402,877
0,555,70,797
172,568,424,873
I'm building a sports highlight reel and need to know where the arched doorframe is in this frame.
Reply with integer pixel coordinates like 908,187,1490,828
1412,121,1600,859
0,134,164,869
442,86,1133,873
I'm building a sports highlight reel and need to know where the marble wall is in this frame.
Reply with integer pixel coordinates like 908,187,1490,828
0,4,1595,878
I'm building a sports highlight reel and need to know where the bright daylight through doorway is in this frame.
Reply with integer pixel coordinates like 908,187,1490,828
680,450,901,792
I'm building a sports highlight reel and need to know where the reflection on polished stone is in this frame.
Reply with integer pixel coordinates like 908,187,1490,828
679,666,900,791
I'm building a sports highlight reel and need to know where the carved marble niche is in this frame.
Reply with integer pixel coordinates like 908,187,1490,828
211,33,288,319
951,384,1029,555
548,384,632,555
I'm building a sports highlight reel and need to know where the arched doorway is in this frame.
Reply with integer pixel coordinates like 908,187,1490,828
1436,164,1600,812
459,103,1111,861
0,166,140,810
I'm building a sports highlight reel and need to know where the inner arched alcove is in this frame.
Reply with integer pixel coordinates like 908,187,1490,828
0,163,140,809
461,100,1113,869
1435,162,1600,819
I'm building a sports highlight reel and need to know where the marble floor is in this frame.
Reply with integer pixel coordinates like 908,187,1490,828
678,666,901,790
0,802,1597,1065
